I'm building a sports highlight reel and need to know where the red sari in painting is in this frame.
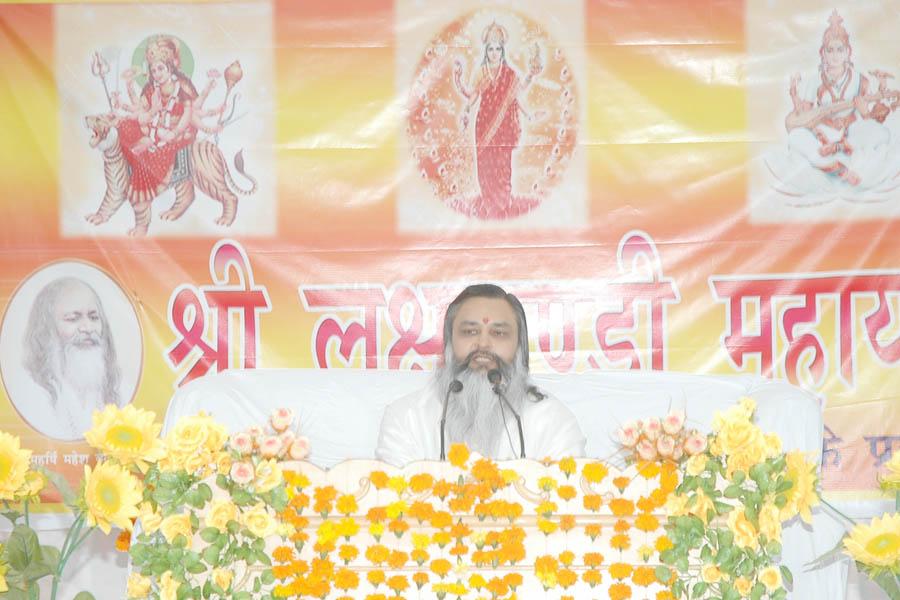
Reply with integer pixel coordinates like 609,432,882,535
466,62,539,219
117,79,197,205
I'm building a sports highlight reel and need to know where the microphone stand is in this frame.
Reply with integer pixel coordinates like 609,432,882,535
487,369,525,458
439,380,463,460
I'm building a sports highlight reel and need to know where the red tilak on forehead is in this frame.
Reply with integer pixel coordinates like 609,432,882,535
482,316,490,324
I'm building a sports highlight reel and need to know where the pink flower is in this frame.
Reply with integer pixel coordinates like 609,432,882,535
278,431,296,457
246,425,264,439
684,431,708,456
230,432,253,455
643,417,662,441
259,435,283,458
230,461,255,485
656,435,676,458
288,437,310,461
662,410,686,435
617,421,640,448
270,408,294,433
636,439,658,461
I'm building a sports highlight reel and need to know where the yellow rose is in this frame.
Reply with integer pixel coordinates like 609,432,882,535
138,502,163,535
182,451,209,475
254,458,282,493
718,418,765,474
159,572,179,600
727,509,759,551
700,564,722,584
686,454,707,477
688,489,716,524
126,572,152,598
205,499,238,532
212,568,234,591
242,503,276,538
759,566,783,592
664,494,688,517
764,432,782,458
734,576,753,596
160,514,193,548
759,502,782,543
215,451,233,474
166,413,227,458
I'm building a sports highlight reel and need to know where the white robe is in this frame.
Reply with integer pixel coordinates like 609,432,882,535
375,384,587,467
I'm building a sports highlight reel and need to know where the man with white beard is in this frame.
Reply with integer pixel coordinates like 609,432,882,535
17,277,122,440
376,284,586,466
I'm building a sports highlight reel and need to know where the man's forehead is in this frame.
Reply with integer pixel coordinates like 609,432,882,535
54,284,100,312
452,296,517,325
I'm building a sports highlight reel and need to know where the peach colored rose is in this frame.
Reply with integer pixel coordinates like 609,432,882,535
230,461,254,485
617,421,639,448
662,410,685,435
289,437,310,460
684,432,707,456
278,430,296,457
258,436,282,458
636,439,657,461
270,408,294,432
656,435,676,458
230,432,253,455
643,417,662,441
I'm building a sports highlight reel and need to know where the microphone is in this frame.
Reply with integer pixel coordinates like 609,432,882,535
487,369,525,458
439,379,463,460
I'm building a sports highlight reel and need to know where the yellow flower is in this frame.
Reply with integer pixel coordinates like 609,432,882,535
700,564,721,584
759,502,782,543
764,432,782,458
882,452,900,490
685,454,706,477
254,458,283,493
138,501,162,535
212,568,234,591
780,451,820,524
164,412,227,462
18,471,45,498
243,503,276,538
759,566,783,592
205,498,238,532
159,571,179,600
82,461,142,534
727,509,759,551
664,494,688,517
538,476,558,491
160,514,193,547
582,462,608,484
688,489,715,524
843,513,900,568
734,576,753,596
448,443,470,468
388,476,407,495
126,572,151,598
84,404,164,470
0,431,31,500
558,457,577,476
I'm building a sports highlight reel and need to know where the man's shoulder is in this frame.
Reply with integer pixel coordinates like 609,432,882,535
523,388,577,419
383,384,438,417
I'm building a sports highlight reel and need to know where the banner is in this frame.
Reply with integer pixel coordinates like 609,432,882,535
1,1,898,503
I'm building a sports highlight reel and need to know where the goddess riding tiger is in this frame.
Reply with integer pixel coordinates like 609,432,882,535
84,35,255,236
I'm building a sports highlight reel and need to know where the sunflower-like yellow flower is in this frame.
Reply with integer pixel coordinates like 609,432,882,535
82,461,142,534
780,451,820,524
882,451,900,492
843,513,900,568
84,405,165,471
0,431,31,500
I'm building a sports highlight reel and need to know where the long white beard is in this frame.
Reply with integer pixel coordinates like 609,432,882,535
50,334,107,403
435,348,530,457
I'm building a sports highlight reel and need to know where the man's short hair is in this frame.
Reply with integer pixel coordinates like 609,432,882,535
442,283,530,369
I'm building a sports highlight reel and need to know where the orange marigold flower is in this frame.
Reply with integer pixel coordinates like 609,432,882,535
609,498,635,516
388,518,409,538
386,575,408,593
471,458,503,489
367,570,385,587
656,590,675,600
654,535,673,553
659,468,679,494
559,514,576,532
369,471,389,489
609,562,633,579
448,443,470,468
334,568,359,591
558,568,578,588
366,507,387,523
271,563,294,580
411,548,429,565
409,473,435,493
429,510,453,529
584,551,604,567
486,577,509,597
503,572,523,589
365,595,387,600
431,479,452,499
273,545,294,562
613,476,631,492
635,513,660,532
558,456,577,476
583,461,609,483
365,544,390,565
336,493,358,515
432,531,451,547
584,523,602,540
535,501,558,518
290,492,310,510
412,572,429,589
583,494,602,512
450,520,472,539
468,574,487,589
614,519,631,533
429,558,452,577
115,530,131,552
632,566,656,587
557,484,577,501
387,550,408,569
387,475,407,495
534,555,559,575
558,550,575,566
537,517,558,535
636,496,657,513
637,461,661,479
611,534,632,550
583,569,603,587
609,582,633,600
449,541,468,557
338,544,358,564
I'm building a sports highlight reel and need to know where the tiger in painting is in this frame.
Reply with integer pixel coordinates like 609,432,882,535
84,113,257,236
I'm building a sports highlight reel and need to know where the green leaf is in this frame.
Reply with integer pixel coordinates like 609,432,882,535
692,582,708,596
202,545,220,566
200,527,221,543
187,561,207,574
2,588,29,600
751,583,765,600
7,525,42,570
261,570,275,585
40,545,60,571
732,470,746,484
780,565,794,588
73,592,97,600
654,566,671,584
198,483,213,502
234,592,253,600
766,541,782,556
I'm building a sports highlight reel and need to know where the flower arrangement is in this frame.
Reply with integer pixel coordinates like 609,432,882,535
840,451,900,599
616,409,708,464
658,397,821,600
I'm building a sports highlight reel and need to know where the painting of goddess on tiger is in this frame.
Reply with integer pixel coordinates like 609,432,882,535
83,34,256,236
